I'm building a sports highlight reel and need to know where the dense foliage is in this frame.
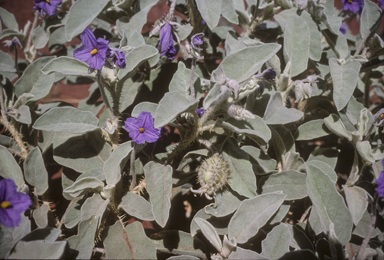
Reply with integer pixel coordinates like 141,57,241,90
0,0,384,259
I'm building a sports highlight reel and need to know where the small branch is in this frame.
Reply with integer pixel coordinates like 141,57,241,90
355,194,378,260
167,0,178,19
299,205,312,223
117,214,134,259
24,11,39,63
14,46,21,78
198,138,218,154
97,72,115,119
190,58,196,101
129,143,136,191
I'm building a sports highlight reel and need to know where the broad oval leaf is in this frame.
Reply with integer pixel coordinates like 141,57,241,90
63,177,104,197
24,147,48,195
33,107,100,134
329,59,361,111
119,192,155,221
0,145,24,187
343,185,368,225
144,161,173,227
9,240,67,259
104,141,133,186
260,170,307,200
295,119,331,141
205,190,241,217
228,192,287,244
323,113,352,141
193,217,222,252
154,92,199,128
264,92,303,124
306,165,353,245
41,56,97,78
261,223,291,259
212,44,281,83
102,221,157,259
195,0,222,29
65,0,110,40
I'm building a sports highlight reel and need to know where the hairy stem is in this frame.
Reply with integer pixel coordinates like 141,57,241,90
190,58,196,101
129,143,136,191
355,194,378,260
24,10,39,63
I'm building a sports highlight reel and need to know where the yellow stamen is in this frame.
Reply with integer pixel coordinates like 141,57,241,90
347,0,352,3
46,0,50,2
90,48,98,55
139,128,145,133
1,201,10,209
380,113,384,118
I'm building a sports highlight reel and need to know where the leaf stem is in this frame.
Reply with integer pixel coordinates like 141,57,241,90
117,214,134,259
355,194,378,260
190,58,196,101
129,143,136,190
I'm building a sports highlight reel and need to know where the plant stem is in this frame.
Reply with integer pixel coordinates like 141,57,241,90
129,143,136,190
24,10,39,63
355,194,378,260
190,58,196,101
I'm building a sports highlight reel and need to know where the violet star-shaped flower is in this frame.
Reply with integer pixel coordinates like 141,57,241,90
196,108,205,117
342,0,364,13
379,0,384,8
73,28,109,70
373,108,384,126
158,22,177,60
107,49,126,69
124,111,161,144
0,178,31,227
376,160,384,197
34,0,62,16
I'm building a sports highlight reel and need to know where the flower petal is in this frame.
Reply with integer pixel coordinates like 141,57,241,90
81,28,98,48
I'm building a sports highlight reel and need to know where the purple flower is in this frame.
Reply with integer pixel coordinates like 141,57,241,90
107,49,126,69
262,69,276,80
34,0,62,16
339,23,347,35
192,33,204,50
376,160,384,197
0,178,31,227
374,108,384,126
379,0,384,8
342,0,364,13
196,108,205,117
3,37,22,52
124,111,161,144
158,22,177,60
73,28,109,70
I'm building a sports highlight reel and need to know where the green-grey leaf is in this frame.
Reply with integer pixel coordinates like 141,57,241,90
152,230,206,259
63,177,104,197
205,190,241,217
228,192,287,244
306,165,353,245
24,147,48,195
301,10,322,61
360,0,381,38
0,216,30,259
0,145,24,187
154,92,199,128
117,77,143,113
221,116,271,145
119,192,155,221
65,0,110,40
229,247,267,260
295,119,331,141
104,141,133,186
307,148,338,170
223,138,257,198
212,44,281,83
0,7,18,31
33,107,100,133
14,56,56,100
305,160,337,183
323,113,352,141
274,9,310,77
144,161,173,227
117,45,158,79
80,193,109,224
193,217,222,252
263,92,303,124
7,105,31,125
103,221,157,259
169,62,202,100
9,240,67,259
261,223,290,259
242,145,277,173
41,57,97,78
260,170,307,200
356,140,375,163
32,204,49,228
132,102,158,117
64,197,82,229
53,131,111,173
221,0,239,24
67,216,98,259
343,185,368,225
195,0,222,29
329,59,361,111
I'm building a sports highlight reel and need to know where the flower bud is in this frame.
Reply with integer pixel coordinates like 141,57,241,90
227,104,255,120
295,81,312,103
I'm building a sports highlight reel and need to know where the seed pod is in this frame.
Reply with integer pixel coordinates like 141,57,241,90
192,153,230,199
